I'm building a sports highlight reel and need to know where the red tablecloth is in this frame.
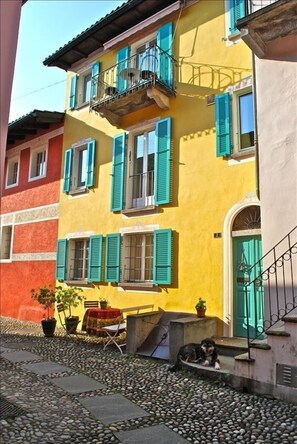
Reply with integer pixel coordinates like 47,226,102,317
82,307,121,336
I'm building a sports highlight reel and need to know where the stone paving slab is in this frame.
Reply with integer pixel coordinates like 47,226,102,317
50,374,106,393
79,393,150,424
1,350,42,362
115,424,190,444
0,341,35,349
21,361,72,375
0,346,13,353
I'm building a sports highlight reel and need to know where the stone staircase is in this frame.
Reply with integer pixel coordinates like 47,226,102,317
233,313,297,403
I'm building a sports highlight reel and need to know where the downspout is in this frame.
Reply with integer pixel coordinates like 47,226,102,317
252,52,260,200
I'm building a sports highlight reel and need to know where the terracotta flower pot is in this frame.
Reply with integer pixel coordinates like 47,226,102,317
196,308,206,318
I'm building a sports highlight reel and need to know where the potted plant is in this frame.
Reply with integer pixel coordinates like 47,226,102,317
55,286,85,334
99,297,109,309
31,285,57,337
195,298,206,317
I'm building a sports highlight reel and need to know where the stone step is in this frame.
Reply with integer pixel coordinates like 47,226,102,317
249,339,271,350
282,314,297,323
266,328,290,337
212,337,248,357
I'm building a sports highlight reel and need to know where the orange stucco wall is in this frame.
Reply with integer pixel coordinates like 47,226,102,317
0,261,56,321
13,220,58,253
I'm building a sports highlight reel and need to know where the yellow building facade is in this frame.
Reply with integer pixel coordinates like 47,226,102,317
45,0,261,338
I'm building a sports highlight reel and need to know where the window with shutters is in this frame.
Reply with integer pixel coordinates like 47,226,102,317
56,235,102,283
29,145,47,181
69,61,99,110
63,139,96,195
6,155,19,188
111,117,171,213
215,78,255,158
225,0,248,43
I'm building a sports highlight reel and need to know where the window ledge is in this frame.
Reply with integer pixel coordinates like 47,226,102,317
68,188,89,196
75,102,89,111
231,147,255,159
228,31,241,42
64,280,93,288
119,282,157,291
122,205,158,216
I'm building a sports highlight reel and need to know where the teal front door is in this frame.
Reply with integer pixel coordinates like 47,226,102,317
233,235,263,338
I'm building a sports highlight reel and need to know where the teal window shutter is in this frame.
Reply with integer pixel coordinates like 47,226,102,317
56,239,67,280
63,148,73,193
111,133,126,211
69,75,78,109
215,93,231,157
116,46,130,92
88,235,102,282
86,140,96,188
157,22,173,87
230,0,245,34
153,229,172,285
155,117,171,205
105,233,121,282
91,62,100,99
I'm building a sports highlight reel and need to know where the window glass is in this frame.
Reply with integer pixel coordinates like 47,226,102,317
0,226,12,260
83,73,92,102
30,148,46,179
131,129,155,208
239,92,254,149
6,159,18,186
69,239,89,280
123,233,153,282
77,147,87,188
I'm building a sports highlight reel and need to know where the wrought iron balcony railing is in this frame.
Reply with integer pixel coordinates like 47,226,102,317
90,44,175,126
244,226,297,358
247,0,279,14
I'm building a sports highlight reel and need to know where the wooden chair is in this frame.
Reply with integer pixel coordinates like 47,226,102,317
102,304,154,354
84,300,99,309
56,303,81,335
56,303,67,333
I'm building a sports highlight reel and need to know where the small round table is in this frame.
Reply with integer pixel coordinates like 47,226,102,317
82,307,121,336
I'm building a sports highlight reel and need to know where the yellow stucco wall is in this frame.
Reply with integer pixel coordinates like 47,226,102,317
59,0,255,329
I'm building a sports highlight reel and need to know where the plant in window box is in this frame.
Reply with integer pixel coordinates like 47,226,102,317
195,298,207,318
31,286,57,337
98,297,109,310
55,286,85,334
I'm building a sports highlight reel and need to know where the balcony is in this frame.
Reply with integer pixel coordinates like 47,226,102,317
90,45,175,127
238,0,297,58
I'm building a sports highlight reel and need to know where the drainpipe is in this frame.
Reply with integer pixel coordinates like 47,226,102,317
252,52,260,200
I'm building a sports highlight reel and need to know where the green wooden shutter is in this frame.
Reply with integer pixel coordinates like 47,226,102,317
56,239,67,280
91,62,100,99
157,22,173,87
88,235,102,282
105,233,121,282
215,93,231,157
63,148,73,193
69,75,78,109
116,46,130,92
86,140,96,188
111,133,126,211
230,0,245,34
155,117,171,204
153,229,172,285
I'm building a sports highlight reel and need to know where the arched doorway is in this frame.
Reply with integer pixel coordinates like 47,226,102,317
232,205,263,337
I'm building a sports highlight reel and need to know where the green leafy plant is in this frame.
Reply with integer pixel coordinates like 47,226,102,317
31,285,56,319
55,286,85,319
98,297,109,303
195,298,206,310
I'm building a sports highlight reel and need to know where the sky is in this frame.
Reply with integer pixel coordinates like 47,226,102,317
9,0,124,123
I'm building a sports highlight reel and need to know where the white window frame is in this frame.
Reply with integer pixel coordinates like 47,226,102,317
29,144,47,181
232,86,255,156
125,122,156,210
66,237,90,282
76,68,92,108
0,225,13,262
121,232,154,284
71,140,89,192
6,155,20,188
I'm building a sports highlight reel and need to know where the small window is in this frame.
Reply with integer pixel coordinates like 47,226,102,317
30,146,47,180
122,233,153,283
6,156,19,187
68,238,89,281
0,226,12,260
63,139,95,194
